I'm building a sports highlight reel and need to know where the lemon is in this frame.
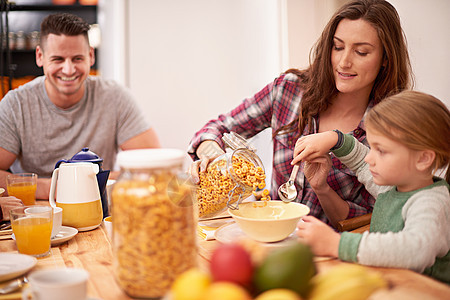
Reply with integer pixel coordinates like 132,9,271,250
253,242,316,298
201,282,252,300
171,268,211,300
255,289,303,300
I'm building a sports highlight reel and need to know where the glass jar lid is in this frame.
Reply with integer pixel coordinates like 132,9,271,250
222,132,256,152
117,149,185,169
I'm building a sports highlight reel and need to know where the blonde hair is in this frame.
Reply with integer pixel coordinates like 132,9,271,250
365,91,450,183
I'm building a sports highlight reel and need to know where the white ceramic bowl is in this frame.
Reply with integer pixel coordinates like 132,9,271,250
228,200,310,242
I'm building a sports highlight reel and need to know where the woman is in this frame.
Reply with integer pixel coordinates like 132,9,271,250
188,0,413,227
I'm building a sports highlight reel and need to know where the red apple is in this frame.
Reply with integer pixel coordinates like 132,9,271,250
210,243,254,287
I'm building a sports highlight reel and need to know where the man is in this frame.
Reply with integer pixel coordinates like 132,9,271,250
0,13,160,199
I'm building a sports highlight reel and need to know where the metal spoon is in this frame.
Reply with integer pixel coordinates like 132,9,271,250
278,164,300,202
0,277,28,295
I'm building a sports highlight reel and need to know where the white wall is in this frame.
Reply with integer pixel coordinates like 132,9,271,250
123,0,285,177
97,0,127,86
285,0,343,69
389,0,450,106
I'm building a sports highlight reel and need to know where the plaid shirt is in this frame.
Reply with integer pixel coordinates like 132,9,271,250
188,73,375,225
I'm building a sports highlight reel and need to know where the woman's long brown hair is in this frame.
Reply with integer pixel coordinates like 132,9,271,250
274,0,413,139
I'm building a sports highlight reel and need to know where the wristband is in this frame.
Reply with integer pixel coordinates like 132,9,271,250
330,129,344,150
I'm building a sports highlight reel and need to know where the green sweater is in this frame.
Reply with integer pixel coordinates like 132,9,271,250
334,134,450,284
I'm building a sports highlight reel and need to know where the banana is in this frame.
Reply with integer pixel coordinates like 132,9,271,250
308,264,387,300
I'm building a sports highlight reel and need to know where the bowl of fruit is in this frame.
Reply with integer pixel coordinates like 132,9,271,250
228,200,310,243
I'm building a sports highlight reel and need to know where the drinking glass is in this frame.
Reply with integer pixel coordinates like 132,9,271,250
10,206,53,257
6,173,38,205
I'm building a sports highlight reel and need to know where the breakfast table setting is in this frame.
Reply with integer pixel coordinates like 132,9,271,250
1,201,450,299
0,146,449,299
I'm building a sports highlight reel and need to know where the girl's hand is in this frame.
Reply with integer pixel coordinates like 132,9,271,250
297,215,340,257
291,131,338,165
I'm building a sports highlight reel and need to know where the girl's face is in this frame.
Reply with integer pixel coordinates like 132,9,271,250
331,18,384,99
364,129,423,192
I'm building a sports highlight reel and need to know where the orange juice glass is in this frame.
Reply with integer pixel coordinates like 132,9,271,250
7,173,38,205
10,206,53,257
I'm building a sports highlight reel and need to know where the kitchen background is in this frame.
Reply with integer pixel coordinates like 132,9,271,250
3,0,450,185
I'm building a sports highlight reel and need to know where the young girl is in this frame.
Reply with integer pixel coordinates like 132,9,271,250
294,90,450,284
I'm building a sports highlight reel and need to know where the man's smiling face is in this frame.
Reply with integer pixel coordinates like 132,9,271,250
36,33,94,108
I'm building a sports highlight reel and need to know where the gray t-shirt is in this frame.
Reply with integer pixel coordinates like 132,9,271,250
0,76,150,177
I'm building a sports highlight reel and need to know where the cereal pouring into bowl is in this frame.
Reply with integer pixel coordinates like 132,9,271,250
197,148,270,218
195,132,272,219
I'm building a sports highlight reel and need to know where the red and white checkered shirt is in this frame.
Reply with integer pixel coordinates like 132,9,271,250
188,73,375,225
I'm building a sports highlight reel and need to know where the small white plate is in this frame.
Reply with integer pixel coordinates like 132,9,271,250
51,226,78,246
214,222,298,248
0,253,37,282
11,226,78,247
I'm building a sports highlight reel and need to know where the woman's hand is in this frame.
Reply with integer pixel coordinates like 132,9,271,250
291,131,338,165
297,215,340,257
0,196,24,221
293,132,350,227
304,155,332,191
188,141,224,184
188,157,216,184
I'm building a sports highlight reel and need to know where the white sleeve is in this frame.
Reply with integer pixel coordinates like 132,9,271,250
356,186,450,272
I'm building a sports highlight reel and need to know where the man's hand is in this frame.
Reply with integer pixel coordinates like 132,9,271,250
36,178,51,200
0,196,24,221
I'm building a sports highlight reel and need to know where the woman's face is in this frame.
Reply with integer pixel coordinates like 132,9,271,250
331,18,384,99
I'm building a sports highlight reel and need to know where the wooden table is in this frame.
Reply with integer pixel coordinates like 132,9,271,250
1,215,449,299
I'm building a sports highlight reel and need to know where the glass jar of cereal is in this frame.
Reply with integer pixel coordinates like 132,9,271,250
197,132,269,219
112,149,197,299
